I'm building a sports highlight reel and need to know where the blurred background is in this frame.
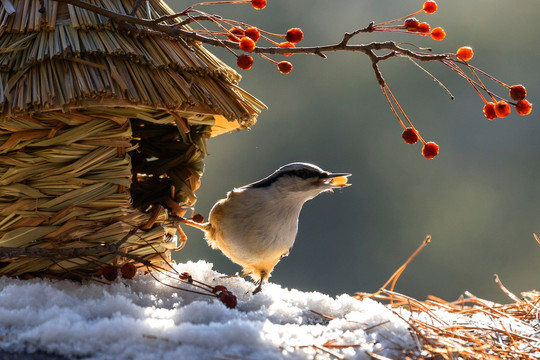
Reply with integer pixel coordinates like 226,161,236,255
171,0,539,302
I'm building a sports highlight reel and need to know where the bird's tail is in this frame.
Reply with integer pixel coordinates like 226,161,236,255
179,218,211,232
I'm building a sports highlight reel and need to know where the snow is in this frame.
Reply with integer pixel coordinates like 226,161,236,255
0,261,416,360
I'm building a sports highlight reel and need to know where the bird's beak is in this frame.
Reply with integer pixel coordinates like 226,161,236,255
320,172,352,188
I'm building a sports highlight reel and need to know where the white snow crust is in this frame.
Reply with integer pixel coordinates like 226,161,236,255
0,261,416,359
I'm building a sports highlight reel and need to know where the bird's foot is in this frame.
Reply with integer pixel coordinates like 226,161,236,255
252,282,263,294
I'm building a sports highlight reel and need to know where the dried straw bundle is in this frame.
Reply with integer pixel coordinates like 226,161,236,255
0,0,265,278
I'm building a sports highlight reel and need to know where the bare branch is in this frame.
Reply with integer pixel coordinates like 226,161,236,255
52,0,449,64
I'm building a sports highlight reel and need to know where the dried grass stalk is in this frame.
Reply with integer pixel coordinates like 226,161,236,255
1,0,265,129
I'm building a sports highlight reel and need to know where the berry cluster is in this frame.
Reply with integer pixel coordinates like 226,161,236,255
382,84,439,159
180,272,238,308
372,1,446,42
183,0,301,74
445,47,533,121
229,24,301,73
372,1,532,159
180,0,532,159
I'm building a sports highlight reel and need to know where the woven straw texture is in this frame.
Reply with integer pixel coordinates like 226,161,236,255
0,0,264,279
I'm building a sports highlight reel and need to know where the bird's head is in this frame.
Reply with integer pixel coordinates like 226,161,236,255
244,162,351,200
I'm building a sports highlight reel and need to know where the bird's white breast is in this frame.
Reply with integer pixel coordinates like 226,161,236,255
208,185,310,268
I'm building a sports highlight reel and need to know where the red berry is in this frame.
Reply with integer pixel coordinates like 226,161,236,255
430,27,446,41
227,27,244,42
180,272,193,283
121,263,137,279
483,102,497,120
494,100,511,118
251,0,266,10
102,265,118,281
401,127,419,144
192,214,205,223
219,290,237,309
417,22,431,35
239,37,256,52
245,27,260,42
456,46,474,61
515,100,532,116
285,28,303,44
212,285,228,294
422,141,439,159
509,84,527,101
404,17,420,30
277,61,293,74
423,1,438,14
279,41,295,56
236,54,254,70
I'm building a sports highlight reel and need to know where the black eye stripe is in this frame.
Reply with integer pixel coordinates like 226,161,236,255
246,168,324,188
280,169,322,179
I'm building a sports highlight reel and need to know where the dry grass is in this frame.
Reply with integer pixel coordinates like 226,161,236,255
310,236,540,359
280,236,540,359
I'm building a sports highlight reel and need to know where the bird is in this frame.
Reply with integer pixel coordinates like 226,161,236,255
182,162,351,294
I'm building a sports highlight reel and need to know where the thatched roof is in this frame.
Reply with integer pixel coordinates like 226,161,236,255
0,0,265,135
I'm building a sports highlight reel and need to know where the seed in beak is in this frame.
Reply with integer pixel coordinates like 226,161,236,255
330,176,349,186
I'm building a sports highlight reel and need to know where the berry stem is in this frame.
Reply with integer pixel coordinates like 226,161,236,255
407,57,454,100
374,9,423,27
258,52,276,63
384,84,415,129
185,0,250,12
381,84,425,144
188,11,239,56
464,63,495,102
372,27,421,35
381,85,407,130
442,60,492,103
465,63,510,88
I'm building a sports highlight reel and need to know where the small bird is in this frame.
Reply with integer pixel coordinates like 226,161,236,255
183,162,351,294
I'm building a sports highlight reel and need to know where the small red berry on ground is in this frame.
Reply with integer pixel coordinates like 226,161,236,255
180,272,193,283
245,27,260,42
227,27,244,42
417,22,431,35
212,285,228,294
102,265,118,281
483,102,497,120
277,61,293,74
404,17,420,31
239,37,256,52
219,290,237,309
509,84,527,101
515,100,532,116
430,27,446,41
286,28,304,43
279,41,295,56
121,263,137,279
456,46,474,61
251,0,266,10
423,1,438,14
494,100,511,118
422,142,439,159
401,127,419,144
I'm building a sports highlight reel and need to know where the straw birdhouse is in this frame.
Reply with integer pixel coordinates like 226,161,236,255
0,0,264,279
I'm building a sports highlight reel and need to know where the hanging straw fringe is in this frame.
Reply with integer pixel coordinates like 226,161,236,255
0,0,265,126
